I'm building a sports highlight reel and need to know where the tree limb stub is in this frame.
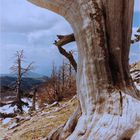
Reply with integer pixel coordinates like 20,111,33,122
54,33,75,47
54,34,77,72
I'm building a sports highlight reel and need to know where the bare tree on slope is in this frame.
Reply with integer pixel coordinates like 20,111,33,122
11,50,33,112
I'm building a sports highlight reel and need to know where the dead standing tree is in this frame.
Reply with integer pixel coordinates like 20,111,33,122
11,50,33,112
28,0,140,139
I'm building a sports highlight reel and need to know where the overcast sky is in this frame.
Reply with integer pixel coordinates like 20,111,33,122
0,0,140,76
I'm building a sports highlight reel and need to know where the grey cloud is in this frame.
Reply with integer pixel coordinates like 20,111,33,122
1,0,138,75
1,0,71,34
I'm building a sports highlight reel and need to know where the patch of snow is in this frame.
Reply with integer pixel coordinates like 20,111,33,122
22,98,32,106
8,122,17,129
0,98,32,114
23,105,30,113
134,82,140,91
2,118,12,125
22,98,33,113
0,104,17,114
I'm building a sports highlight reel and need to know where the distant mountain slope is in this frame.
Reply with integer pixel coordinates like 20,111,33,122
0,71,45,79
0,76,49,91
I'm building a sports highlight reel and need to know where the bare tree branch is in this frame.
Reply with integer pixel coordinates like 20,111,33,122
54,34,77,72
54,33,75,47
21,62,34,77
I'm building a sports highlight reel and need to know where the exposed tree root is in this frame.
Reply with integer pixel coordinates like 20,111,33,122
47,91,140,140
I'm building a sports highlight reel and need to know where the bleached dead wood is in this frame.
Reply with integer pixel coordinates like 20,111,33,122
28,0,140,139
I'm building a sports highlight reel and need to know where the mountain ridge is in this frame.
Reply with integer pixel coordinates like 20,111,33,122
0,71,47,79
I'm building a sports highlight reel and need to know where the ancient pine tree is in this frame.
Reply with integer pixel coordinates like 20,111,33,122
28,0,140,139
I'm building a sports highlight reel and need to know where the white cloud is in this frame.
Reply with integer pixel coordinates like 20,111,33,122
0,0,71,34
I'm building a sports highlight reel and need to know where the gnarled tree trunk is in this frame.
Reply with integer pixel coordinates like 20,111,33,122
28,0,140,139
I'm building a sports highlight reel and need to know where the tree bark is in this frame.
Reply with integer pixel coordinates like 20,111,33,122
16,58,23,112
32,88,37,111
28,0,140,139
55,34,75,47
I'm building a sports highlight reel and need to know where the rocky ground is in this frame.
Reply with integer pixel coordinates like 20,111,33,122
0,96,78,140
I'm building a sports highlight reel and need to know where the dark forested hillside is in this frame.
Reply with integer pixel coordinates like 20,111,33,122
0,76,49,91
